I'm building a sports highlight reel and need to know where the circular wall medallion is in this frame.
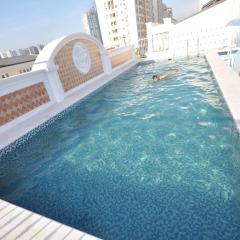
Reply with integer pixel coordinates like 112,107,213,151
72,43,91,74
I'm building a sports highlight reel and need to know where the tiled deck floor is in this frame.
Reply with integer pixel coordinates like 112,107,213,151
0,199,100,240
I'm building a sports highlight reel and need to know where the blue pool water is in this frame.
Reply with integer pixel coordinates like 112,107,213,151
1,57,240,239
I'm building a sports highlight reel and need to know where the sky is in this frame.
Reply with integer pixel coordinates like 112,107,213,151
0,0,198,52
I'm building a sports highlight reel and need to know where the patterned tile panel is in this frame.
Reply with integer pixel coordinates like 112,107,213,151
0,82,50,126
54,39,104,92
111,51,133,69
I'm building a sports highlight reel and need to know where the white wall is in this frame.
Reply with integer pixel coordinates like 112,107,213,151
127,0,139,48
147,0,240,59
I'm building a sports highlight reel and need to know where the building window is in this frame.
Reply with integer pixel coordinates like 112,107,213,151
108,0,114,9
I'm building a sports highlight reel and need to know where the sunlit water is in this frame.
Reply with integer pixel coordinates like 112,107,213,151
1,57,240,240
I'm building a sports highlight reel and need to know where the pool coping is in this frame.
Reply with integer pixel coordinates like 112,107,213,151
205,49,240,131
0,199,100,240
0,59,139,151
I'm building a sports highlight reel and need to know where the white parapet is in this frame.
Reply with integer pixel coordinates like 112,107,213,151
146,0,240,59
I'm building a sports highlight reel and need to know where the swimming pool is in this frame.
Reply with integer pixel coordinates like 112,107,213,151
1,57,240,240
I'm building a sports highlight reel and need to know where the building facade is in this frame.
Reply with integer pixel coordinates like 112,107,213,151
82,6,103,43
152,0,165,23
199,0,213,10
0,44,44,59
95,0,168,51
96,0,153,48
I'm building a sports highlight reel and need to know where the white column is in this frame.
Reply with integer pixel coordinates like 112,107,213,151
101,51,112,75
45,65,65,102
146,22,154,53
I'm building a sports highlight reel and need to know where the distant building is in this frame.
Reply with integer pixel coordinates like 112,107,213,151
199,0,226,11
82,6,103,43
95,0,172,51
152,0,165,23
27,46,40,55
15,48,29,56
95,0,156,49
0,55,36,79
0,44,44,59
201,0,226,11
163,7,173,18
199,0,210,10
5,50,14,58
0,52,8,58
37,44,44,51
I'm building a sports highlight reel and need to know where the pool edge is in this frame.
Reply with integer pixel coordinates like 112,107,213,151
205,50,240,132
0,199,101,240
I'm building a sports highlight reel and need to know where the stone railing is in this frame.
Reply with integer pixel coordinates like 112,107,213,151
0,33,136,133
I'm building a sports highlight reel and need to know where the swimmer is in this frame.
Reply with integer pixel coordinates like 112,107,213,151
152,69,180,81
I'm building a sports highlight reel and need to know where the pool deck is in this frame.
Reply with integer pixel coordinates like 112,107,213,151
206,50,240,131
0,199,100,240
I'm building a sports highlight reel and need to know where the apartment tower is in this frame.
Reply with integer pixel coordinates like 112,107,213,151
95,0,164,49
82,5,103,43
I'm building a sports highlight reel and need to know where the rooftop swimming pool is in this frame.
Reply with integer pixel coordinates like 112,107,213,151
1,57,240,240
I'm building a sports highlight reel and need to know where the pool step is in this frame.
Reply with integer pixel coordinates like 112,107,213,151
0,199,101,240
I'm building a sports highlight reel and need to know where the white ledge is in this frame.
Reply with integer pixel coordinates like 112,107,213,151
0,199,100,240
205,49,240,131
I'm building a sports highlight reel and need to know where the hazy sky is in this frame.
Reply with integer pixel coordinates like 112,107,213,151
0,0,198,51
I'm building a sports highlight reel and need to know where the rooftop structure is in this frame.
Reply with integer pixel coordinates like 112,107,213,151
0,55,36,79
0,55,36,68
146,0,240,59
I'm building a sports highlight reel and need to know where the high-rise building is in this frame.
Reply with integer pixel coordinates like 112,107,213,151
0,52,8,58
152,0,165,23
0,44,44,59
82,6,103,43
27,46,40,55
95,0,161,49
5,50,14,58
163,7,172,18
199,0,211,10
36,44,44,52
